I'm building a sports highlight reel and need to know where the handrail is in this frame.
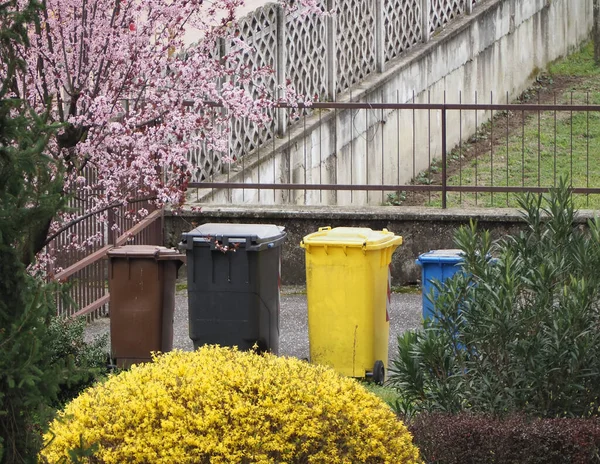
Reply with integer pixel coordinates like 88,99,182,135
52,208,164,318
54,245,112,283
69,294,111,318
115,209,163,246
54,209,163,283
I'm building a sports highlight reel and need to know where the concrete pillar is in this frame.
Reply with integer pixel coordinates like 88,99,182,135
422,0,431,42
327,0,338,99
375,0,385,72
218,36,231,172
276,4,287,136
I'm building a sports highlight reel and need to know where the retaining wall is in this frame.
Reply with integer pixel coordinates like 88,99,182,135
166,206,597,286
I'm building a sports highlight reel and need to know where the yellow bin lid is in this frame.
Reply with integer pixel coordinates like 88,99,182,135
301,226,402,251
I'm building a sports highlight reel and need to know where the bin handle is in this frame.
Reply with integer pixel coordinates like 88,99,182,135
207,235,258,250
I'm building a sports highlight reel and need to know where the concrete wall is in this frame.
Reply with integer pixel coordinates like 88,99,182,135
166,206,597,287
192,0,592,206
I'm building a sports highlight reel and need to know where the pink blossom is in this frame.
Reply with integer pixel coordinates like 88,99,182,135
11,0,313,267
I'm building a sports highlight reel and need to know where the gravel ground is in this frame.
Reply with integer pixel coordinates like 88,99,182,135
85,284,423,369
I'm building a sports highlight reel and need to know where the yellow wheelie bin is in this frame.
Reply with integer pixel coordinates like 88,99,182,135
300,227,403,384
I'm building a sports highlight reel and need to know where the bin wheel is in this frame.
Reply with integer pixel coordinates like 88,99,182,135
106,354,118,373
372,360,385,385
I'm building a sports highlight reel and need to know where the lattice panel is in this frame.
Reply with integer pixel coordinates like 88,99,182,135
228,4,278,161
336,0,376,93
187,144,223,182
286,3,328,101
229,107,275,163
384,0,422,62
184,103,224,182
184,0,477,179
430,0,466,32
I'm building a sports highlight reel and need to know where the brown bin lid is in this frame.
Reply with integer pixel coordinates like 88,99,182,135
108,245,185,261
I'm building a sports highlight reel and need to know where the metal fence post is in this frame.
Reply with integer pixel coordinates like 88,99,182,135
441,105,447,209
375,0,385,73
107,208,117,245
47,241,56,281
157,208,164,245
276,4,287,136
466,0,473,15
326,0,338,100
421,0,431,42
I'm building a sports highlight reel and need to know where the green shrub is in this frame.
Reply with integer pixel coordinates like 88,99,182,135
408,412,600,464
0,245,67,463
0,245,110,463
389,180,600,418
47,316,109,407
41,346,421,463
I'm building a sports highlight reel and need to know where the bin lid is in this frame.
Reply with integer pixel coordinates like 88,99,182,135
416,249,464,264
180,223,286,249
301,226,402,250
108,245,185,261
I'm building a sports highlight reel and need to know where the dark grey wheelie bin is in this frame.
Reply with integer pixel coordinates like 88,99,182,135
180,223,286,354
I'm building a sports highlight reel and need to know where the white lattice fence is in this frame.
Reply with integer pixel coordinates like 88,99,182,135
384,0,422,62
185,40,225,183
188,142,223,182
228,4,279,162
430,0,467,32
187,0,481,181
286,3,328,101
336,0,376,93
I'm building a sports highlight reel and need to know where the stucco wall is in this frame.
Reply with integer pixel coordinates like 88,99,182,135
193,0,592,206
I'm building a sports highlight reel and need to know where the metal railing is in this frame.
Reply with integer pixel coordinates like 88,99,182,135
48,201,164,319
46,96,600,317
189,97,600,208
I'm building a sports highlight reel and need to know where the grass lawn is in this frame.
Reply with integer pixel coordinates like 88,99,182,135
413,41,600,209
362,382,402,409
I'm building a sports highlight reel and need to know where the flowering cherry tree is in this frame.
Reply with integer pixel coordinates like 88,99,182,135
12,0,306,267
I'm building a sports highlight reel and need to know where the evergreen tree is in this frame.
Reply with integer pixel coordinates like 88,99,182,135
0,2,72,462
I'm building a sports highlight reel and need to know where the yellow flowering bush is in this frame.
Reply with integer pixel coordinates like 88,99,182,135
41,346,420,463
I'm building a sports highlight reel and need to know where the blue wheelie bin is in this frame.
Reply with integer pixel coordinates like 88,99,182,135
416,249,464,320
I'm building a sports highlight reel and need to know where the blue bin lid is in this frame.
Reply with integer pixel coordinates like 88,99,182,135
416,249,464,265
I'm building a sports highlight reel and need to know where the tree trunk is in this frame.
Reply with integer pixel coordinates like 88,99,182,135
595,0,600,65
21,216,54,268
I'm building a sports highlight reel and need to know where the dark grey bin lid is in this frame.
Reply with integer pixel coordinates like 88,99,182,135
180,223,286,250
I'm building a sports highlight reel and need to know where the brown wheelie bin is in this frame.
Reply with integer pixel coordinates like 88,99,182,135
108,245,185,368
